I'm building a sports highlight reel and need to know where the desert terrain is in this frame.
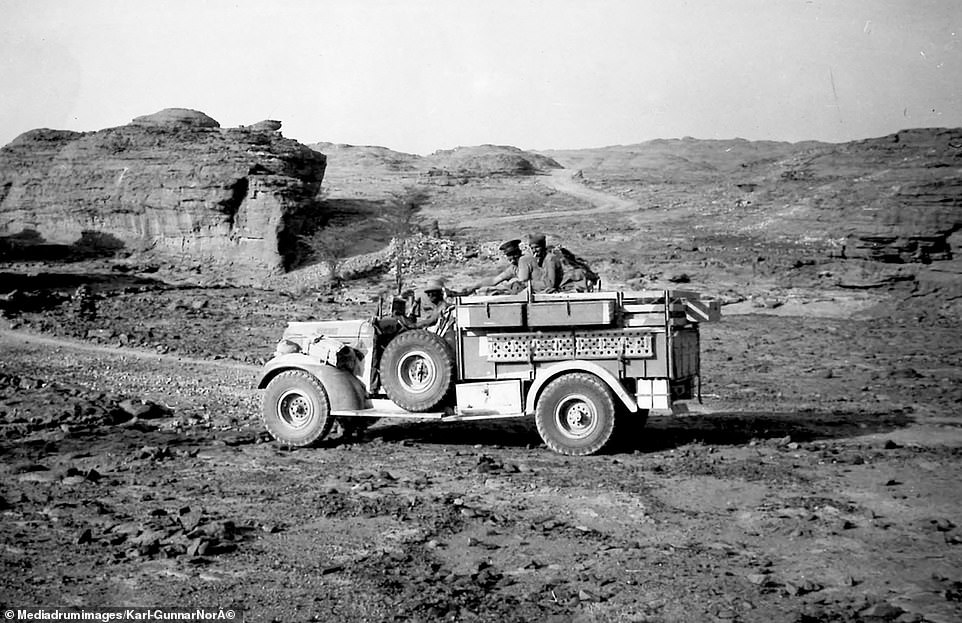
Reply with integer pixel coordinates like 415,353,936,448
1,125,961,623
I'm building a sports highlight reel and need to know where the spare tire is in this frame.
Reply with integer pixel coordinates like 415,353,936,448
379,329,455,412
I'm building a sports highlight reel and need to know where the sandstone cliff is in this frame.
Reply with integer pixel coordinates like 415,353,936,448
0,108,327,272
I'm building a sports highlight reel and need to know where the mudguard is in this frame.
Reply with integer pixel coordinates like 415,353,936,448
525,360,638,415
257,353,369,411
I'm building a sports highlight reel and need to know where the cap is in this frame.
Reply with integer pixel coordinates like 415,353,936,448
423,278,445,292
527,232,547,247
498,239,522,256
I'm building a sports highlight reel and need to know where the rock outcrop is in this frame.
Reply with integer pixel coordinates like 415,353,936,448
836,129,962,262
0,108,327,272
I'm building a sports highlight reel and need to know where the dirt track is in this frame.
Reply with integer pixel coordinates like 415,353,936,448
464,170,645,227
0,328,261,372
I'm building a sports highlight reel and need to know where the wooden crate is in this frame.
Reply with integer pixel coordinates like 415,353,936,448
456,302,525,329
527,300,615,327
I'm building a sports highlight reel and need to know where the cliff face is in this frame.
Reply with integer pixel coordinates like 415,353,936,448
828,129,962,262
0,109,327,272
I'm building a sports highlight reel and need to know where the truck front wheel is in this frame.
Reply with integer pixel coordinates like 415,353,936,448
262,370,334,446
535,373,616,456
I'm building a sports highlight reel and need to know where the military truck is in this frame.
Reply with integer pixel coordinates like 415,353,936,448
257,289,720,456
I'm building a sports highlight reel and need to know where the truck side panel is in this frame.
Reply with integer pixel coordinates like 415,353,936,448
460,334,496,379
622,332,667,378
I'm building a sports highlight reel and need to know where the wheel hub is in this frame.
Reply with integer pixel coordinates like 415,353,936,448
555,394,596,440
397,350,436,394
566,403,591,428
277,390,313,429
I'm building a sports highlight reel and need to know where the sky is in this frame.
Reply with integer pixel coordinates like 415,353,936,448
1,0,960,155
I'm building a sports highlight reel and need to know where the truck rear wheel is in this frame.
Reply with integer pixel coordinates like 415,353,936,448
535,372,616,456
262,370,334,446
379,329,455,412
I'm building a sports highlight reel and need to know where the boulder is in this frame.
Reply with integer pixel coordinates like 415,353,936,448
0,108,327,273
248,120,282,132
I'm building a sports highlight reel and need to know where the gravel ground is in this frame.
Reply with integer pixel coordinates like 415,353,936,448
2,273,961,622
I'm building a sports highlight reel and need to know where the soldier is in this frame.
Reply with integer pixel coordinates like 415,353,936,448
412,278,451,329
519,232,563,293
377,278,451,335
464,239,526,294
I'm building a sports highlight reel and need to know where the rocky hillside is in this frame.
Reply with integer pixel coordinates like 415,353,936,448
541,129,962,263
311,142,421,173
309,142,561,194
0,109,327,273
310,132,960,267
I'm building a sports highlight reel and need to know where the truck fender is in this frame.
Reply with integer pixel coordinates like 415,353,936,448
257,353,368,411
525,361,639,415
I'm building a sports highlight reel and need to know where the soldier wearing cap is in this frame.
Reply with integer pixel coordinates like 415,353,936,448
375,277,451,339
519,232,563,293
464,239,526,294
412,277,451,329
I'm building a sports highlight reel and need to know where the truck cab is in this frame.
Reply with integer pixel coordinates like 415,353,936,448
257,289,720,456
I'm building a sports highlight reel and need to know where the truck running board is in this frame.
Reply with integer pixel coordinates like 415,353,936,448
332,399,526,422
332,410,527,422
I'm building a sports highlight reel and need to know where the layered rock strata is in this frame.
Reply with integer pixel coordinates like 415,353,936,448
0,108,326,271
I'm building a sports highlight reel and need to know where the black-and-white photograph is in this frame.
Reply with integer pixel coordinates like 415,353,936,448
1,1,960,621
